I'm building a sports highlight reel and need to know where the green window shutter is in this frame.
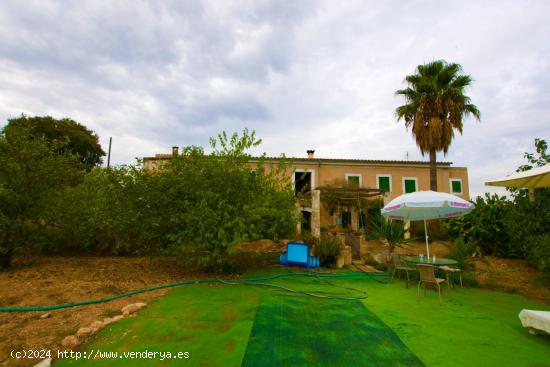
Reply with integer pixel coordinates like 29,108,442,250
378,176,390,191
452,180,462,193
348,176,359,188
405,179,416,193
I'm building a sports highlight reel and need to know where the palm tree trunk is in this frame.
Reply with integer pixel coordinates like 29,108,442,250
429,149,437,191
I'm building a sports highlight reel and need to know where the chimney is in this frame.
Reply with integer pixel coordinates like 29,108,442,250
172,146,179,157
307,150,315,159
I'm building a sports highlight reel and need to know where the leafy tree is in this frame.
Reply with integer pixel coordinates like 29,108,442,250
0,126,83,268
44,165,146,254
162,130,295,271
448,139,550,264
507,138,550,267
4,115,105,170
518,138,550,171
395,60,480,190
44,129,296,272
448,194,511,257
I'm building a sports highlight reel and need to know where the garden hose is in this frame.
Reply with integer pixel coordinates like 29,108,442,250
217,273,370,300
0,271,390,312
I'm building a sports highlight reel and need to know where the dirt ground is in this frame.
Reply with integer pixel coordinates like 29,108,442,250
0,256,198,367
472,257,550,302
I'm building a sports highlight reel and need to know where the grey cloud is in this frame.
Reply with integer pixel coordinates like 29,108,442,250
1,0,550,197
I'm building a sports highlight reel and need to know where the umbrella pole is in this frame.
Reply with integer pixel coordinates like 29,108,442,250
424,218,430,259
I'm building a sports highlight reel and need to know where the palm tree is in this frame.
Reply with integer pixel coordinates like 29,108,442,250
395,60,480,191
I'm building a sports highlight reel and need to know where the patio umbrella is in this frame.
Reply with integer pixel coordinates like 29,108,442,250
486,164,550,201
381,191,474,259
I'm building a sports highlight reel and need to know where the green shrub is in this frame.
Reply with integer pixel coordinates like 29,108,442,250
483,279,499,289
534,272,550,287
316,235,342,266
0,126,84,268
461,273,480,287
368,216,411,256
526,233,550,272
40,130,297,273
373,262,388,272
448,194,511,257
362,254,378,267
362,254,388,272
447,237,477,270
299,230,319,248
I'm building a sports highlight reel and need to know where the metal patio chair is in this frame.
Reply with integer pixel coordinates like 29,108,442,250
440,265,463,289
416,263,450,304
391,253,417,288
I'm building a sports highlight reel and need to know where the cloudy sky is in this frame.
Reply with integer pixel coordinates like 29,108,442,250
1,0,549,197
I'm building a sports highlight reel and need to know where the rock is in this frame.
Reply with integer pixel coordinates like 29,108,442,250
76,327,93,338
103,315,124,326
121,302,147,316
33,358,52,367
112,314,124,322
39,313,51,319
90,320,104,333
61,335,80,348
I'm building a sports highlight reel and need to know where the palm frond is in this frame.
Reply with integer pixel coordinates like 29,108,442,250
394,59,480,156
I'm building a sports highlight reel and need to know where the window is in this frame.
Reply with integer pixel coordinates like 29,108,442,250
294,170,313,196
450,179,462,194
376,174,392,192
403,177,417,193
345,173,361,188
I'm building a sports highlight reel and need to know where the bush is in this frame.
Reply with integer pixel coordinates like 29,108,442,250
526,233,550,272
446,139,550,271
299,230,319,248
0,126,84,268
368,216,411,256
461,273,480,288
534,272,550,287
448,194,511,257
373,262,389,272
362,254,378,267
361,255,388,271
447,237,477,270
40,130,297,273
316,235,342,266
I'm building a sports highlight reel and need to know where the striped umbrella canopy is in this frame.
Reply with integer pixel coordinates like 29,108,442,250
381,191,474,258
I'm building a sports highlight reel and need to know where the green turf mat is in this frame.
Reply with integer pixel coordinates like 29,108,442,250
241,292,424,367
360,280,550,367
55,285,262,367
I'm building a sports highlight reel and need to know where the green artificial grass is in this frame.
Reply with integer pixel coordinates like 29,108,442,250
241,293,423,366
54,270,550,367
358,279,550,367
55,285,263,366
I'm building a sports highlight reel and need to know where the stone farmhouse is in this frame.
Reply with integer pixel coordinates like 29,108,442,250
144,148,469,243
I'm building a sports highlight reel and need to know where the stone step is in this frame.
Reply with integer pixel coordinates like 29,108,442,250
352,263,381,273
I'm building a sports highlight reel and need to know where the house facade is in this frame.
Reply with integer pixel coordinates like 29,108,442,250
143,149,469,239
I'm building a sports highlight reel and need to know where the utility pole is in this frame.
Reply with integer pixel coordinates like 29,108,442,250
107,137,112,168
